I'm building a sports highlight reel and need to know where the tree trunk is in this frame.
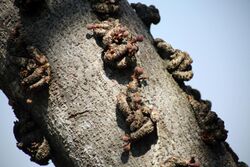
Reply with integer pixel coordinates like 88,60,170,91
0,0,239,166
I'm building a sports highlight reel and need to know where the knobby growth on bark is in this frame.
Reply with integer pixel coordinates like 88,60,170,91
0,0,248,167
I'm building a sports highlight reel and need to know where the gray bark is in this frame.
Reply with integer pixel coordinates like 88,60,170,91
0,0,238,166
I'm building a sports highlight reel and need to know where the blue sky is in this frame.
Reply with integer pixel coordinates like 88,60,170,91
0,0,249,166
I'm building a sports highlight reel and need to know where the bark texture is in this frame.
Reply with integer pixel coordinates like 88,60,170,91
0,0,239,166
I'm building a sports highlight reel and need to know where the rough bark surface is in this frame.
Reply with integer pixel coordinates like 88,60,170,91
0,0,238,166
